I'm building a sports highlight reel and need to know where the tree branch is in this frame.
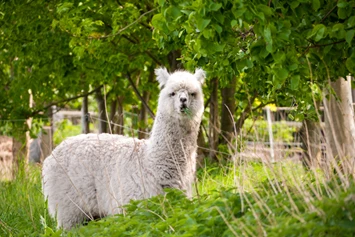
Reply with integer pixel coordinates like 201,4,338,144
307,40,345,48
126,72,155,119
30,85,103,117
321,4,338,23
91,8,157,39
301,39,346,55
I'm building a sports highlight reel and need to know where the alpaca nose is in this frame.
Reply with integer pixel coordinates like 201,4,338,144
180,97,187,103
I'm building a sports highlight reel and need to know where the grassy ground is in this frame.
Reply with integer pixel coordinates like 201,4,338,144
0,164,56,236
1,159,355,237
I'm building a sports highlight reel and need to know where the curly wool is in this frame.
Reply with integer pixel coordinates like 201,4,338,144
42,68,205,230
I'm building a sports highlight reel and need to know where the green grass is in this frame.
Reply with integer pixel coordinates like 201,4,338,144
1,160,355,237
0,163,56,236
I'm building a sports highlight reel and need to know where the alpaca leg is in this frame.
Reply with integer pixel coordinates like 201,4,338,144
56,207,87,230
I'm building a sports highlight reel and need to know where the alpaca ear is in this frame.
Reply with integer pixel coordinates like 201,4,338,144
155,67,170,89
194,68,206,84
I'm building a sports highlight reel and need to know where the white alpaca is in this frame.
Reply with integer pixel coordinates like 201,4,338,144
42,68,205,230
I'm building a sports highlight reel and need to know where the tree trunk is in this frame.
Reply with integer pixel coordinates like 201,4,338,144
138,70,154,139
95,89,107,133
81,95,90,134
323,76,355,175
300,119,323,168
220,76,236,145
168,50,182,71
235,93,258,135
116,96,125,135
138,91,150,139
12,137,25,178
196,124,207,167
209,77,220,161
40,126,53,162
109,99,117,134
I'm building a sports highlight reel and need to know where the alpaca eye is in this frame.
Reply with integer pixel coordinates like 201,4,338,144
170,92,175,97
190,93,196,97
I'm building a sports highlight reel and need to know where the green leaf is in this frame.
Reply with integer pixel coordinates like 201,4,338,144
209,2,222,11
346,30,355,46
213,24,223,34
315,26,326,41
231,20,238,27
57,2,73,14
202,29,212,39
337,1,348,8
257,4,273,18
338,7,349,19
347,16,355,28
232,8,246,18
288,63,298,71
164,6,182,19
210,42,225,52
308,24,326,42
275,68,289,81
290,1,300,10
346,57,355,73
273,51,286,63
331,23,346,39
94,20,104,26
51,19,59,29
264,26,273,53
290,75,300,90
196,18,211,32
151,13,169,34
312,0,320,11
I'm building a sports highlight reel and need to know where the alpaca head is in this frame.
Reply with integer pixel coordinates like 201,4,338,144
155,67,205,119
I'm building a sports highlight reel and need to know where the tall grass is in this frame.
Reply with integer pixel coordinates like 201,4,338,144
1,155,355,236
0,162,56,237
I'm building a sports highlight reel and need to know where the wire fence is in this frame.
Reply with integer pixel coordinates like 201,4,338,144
1,107,312,166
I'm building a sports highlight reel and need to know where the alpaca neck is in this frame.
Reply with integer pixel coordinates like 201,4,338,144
146,109,202,194
148,111,201,161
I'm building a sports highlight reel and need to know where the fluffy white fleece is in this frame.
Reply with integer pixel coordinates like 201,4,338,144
42,68,205,229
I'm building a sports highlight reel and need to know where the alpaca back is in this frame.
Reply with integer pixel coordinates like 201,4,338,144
42,133,159,229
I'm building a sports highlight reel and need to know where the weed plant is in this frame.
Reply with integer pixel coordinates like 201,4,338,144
1,159,355,236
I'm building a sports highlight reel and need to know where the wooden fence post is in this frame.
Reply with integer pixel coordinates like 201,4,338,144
40,126,53,161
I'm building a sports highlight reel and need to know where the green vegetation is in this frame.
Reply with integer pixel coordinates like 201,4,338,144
0,163,56,236
1,160,354,236
1,0,355,235
243,119,298,143
53,120,82,146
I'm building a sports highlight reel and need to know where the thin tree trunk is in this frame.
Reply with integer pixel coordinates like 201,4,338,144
138,70,154,139
235,93,258,134
209,77,220,161
220,77,236,145
109,100,117,134
196,124,207,167
95,89,107,133
168,50,182,71
323,76,355,175
138,91,150,139
12,136,25,178
116,96,125,135
300,119,323,168
126,72,155,119
81,95,90,134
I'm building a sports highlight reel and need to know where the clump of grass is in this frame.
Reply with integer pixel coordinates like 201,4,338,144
44,160,355,237
2,157,355,236
182,107,193,118
0,162,56,237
